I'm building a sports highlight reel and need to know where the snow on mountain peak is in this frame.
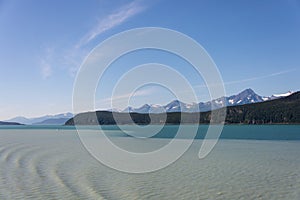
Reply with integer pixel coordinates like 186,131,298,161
262,91,294,101
272,91,293,98
120,89,294,113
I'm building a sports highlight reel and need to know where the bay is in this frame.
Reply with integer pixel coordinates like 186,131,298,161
0,125,299,199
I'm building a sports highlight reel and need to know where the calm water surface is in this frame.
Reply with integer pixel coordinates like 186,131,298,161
0,125,299,199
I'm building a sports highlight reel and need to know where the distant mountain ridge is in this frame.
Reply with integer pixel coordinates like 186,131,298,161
5,113,73,125
264,91,293,100
33,118,71,125
122,89,294,113
0,121,23,125
3,89,294,124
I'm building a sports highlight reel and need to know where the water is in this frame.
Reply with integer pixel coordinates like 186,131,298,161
1,124,300,140
0,125,300,199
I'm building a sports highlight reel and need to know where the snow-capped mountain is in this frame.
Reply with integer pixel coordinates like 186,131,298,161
122,101,199,113
196,88,264,111
121,89,294,113
226,88,264,105
122,106,135,113
272,91,293,98
132,104,152,113
164,100,199,112
122,104,165,113
262,91,294,101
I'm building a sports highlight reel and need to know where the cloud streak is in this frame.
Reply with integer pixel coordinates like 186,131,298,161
61,0,148,77
40,1,148,79
224,69,297,85
195,68,297,88
98,87,155,105
40,47,54,79
77,0,146,48
40,59,53,79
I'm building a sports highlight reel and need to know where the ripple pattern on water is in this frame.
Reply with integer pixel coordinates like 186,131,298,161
0,130,299,199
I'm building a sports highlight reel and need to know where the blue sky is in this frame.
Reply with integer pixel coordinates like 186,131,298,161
0,0,300,119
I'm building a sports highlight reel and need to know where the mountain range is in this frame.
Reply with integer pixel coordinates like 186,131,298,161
122,89,293,113
2,89,294,125
0,121,23,125
65,91,300,125
4,113,73,125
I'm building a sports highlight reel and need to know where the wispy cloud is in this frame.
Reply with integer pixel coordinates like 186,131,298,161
60,0,148,77
62,47,89,77
77,0,146,48
39,1,148,79
98,87,154,105
195,68,297,88
224,68,296,85
40,47,54,79
40,59,53,79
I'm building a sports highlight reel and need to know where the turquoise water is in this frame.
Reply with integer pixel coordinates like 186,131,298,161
0,125,299,199
1,125,300,140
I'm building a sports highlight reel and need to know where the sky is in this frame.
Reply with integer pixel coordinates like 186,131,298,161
0,0,300,119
